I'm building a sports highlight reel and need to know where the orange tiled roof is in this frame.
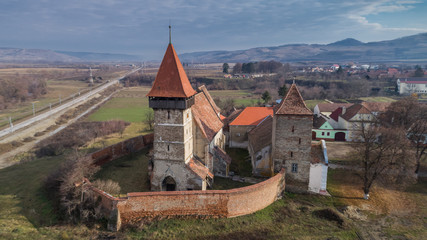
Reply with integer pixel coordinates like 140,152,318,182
147,44,196,98
229,107,274,126
192,91,223,141
275,84,312,116
187,157,214,179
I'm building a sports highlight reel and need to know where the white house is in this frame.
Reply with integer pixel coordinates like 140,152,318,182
397,78,427,95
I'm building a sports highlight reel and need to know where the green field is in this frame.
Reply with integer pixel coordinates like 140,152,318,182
87,87,151,123
359,96,396,102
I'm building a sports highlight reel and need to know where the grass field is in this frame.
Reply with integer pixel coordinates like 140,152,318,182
94,149,150,195
359,96,396,102
87,87,151,123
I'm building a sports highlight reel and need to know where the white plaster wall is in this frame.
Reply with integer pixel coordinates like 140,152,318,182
308,163,323,193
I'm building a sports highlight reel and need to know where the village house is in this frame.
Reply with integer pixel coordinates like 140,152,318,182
147,42,230,191
397,77,427,95
312,102,391,141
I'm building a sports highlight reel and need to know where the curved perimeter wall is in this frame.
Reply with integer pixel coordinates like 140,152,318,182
88,169,285,231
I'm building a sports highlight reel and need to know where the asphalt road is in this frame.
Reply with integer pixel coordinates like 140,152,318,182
0,67,140,139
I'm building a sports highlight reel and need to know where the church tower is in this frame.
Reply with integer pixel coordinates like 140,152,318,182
272,84,313,191
147,36,200,191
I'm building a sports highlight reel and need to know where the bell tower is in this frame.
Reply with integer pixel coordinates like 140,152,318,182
147,29,198,191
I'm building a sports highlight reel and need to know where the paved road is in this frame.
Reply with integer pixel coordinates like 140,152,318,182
0,68,140,139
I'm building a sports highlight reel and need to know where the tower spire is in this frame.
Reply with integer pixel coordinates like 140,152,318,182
169,22,172,44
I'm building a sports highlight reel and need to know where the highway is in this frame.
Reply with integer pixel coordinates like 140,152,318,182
0,67,141,139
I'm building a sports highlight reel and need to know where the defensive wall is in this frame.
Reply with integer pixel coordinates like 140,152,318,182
89,133,154,165
82,133,285,231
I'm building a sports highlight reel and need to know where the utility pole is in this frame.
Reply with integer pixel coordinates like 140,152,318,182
9,117,13,132
50,103,52,111
59,95,62,105
32,102,35,116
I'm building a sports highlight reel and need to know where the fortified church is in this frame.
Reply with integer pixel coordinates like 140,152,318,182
147,35,328,193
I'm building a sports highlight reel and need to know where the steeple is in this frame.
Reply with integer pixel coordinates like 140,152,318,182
275,84,312,115
147,43,196,99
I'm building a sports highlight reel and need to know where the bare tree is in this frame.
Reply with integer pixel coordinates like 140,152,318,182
352,121,414,199
380,96,427,174
145,110,154,131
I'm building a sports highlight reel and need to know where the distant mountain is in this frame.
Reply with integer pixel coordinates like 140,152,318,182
0,48,142,63
327,38,364,46
0,48,80,62
56,51,142,62
180,32,427,63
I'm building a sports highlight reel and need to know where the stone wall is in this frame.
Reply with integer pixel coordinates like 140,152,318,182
272,115,312,185
86,169,285,231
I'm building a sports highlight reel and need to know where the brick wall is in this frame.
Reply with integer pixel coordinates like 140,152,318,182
86,169,285,231
90,133,154,166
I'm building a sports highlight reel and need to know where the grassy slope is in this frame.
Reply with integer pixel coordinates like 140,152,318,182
94,149,150,195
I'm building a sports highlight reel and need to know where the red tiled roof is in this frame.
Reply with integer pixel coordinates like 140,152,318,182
147,44,197,98
230,107,274,126
248,115,273,154
313,115,327,129
220,114,226,121
330,107,343,121
403,81,427,84
316,103,353,113
198,85,221,115
192,92,223,141
361,102,391,113
275,84,312,115
187,157,213,179
341,104,371,121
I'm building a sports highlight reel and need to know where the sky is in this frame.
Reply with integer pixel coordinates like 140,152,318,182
0,0,426,60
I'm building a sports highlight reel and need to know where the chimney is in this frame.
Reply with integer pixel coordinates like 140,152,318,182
341,106,346,115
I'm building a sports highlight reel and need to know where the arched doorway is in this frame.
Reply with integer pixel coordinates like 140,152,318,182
312,131,317,140
335,132,346,141
162,176,176,191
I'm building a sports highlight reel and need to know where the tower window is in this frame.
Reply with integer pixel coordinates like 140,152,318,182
292,126,295,133
187,113,189,118
290,151,293,158
299,138,301,144
167,110,170,119
292,163,298,173
167,145,170,151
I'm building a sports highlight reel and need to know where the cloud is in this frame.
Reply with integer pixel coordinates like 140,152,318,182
0,0,425,59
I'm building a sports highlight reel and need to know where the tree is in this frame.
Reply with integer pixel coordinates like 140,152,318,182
278,84,288,97
380,96,427,174
261,91,271,104
232,63,242,74
352,121,413,199
145,110,154,131
414,65,424,77
222,63,229,74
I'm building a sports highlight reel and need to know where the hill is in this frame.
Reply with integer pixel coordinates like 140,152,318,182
0,48,142,63
180,32,427,63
